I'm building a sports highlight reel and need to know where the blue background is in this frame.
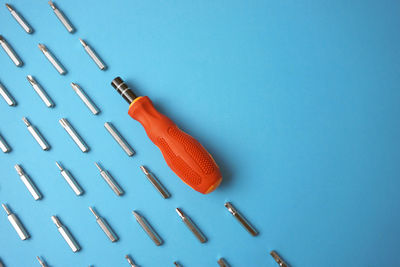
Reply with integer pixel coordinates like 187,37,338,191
1,0,399,266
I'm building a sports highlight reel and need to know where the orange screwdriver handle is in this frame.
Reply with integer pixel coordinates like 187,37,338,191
128,96,222,194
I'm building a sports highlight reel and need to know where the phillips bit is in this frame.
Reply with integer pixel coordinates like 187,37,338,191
176,208,206,243
89,207,118,242
104,122,134,156
95,162,124,196
36,256,48,267
51,215,80,252
217,258,230,267
38,44,66,75
5,4,33,33
22,117,50,150
2,203,30,240
132,211,163,246
0,81,16,106
71,83,100,115
0,35,23,67
0,133,11,153
48,1,74,33
56,162,84,196
27,75,55,108
139,166,169,198
59,118,89,152
14,164,42,200
224,202,258,236
125,255,138,267
79,39,106,70
270,251,289,267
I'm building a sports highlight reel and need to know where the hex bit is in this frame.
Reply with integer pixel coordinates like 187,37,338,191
5,4,33,33
48,1,74,33
38,44,66,75
56,162,83,196
27,75,54,108
0,35,23,66
0,81,16,106
51,216,80,252
89,207,118,242
270,251,289,267
70,82,100,115
95,162,124,196
104,122,134,156
79,39,106,70
140,166,169,198
224,202,258,236
14,164,42,200
132,211,163,246
23,117,50,150
176,208,206,243
0,133,11,153
59,118,89,152
125,255,139,267
2,203,30,240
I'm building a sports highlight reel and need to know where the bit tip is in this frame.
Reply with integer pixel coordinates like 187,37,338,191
79,38,87,46
175,208,185,219
94,162,102,172
139,165,149,175
125,255,135,265
224,202,235,214
36,256,44,265
22,117,30,126
132,210,141,220
26,75,35,84
14,164,24,175
51,215,61,226
55,161,63,171
38,44,47,52
5,3,12,11
48,1,56,9
88,206,99,218
1,203,10,215
0,35,4,41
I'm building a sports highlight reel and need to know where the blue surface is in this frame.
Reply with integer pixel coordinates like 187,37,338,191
1,0,400,266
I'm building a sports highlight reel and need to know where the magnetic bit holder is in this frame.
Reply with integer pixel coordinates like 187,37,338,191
2,203,30,240
176,208,207,243
89,206,118,242
14,164,42,200
140,166,169,198
104,122,134,156
132,211,163,246
51,215,80,252
95,162,124,196
270,251,289,267
56,161,84,196
224,202,258,236
23,117,51,150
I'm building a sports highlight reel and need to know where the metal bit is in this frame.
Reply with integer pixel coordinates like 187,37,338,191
38,44,66,75
139,166,169,198
59,118,89,152
132,211,163,246
23,117,51,150
0,81,16,106
36,256,48,267
5,4,33,33
27,75,54,108
174,262,183,267
104,122,134,156
0,133,11,153
51,215,80,252
70,83,100,115
0,35,23,66
2,203,30,240
176,208,206,243
224,202,258,236
89,207,118,242
217,258,230,267
48,1,74,33
79,39,106,70
95,162,123,196
125,255,138,267
56,162,84,196
270,251,288,267
14,164,42,200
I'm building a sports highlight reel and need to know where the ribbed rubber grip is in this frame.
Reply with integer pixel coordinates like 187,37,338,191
128,96,222,194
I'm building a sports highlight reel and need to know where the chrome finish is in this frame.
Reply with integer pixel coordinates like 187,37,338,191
14,164,42,200
23,117,50,150
125,255,138,267
104,122,134,156
79,39,106,70
140,166,169,198
89,207,118,242
95,162,123,196
224,202,258,236
2,203,29,240
26,75,54,108
176,208,206,243
270,251,288,267
132,211,162,246
5,4,33,33
0,81,16,106
48,1,74,33
51,216,80,252
0,35,23,66
36,256,48,267
38,44,66,75
0,133,11,153
59,118,89,152
70,83,100,115
56,162,83,196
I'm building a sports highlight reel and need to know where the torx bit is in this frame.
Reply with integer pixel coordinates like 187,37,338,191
2,203,30,240
224,202,258,236
56,162,83,196
0,81,16,106
132,211,163,246
36,256,48,267
104,122,134,156
23,117,51,150
48,1,74,33
14,164,42,200
125,255,138,267
140,166,169,198
0,35,23,66
5,4,33,33
59,118,89,152
270,251,289,267
27,75,54,108
79,39,106,70
38,44,66,75
217,258,230,267
94,162,124,196
51,215,80,252
0,133,11,153
70,83,100,115
89,206,118,242
176,208,206,243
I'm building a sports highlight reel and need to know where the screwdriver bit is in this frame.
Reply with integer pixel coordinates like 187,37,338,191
224,202,258,236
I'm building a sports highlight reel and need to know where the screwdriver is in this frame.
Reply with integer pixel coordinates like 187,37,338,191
111,77,222,194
